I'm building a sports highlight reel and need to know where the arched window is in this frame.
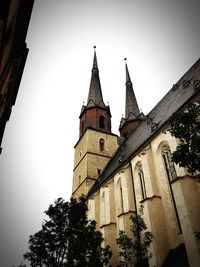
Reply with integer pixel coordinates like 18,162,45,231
99,138,105,151
99,115,105,128
119,182,124,212
162,144,177,182
117,179,124,214
162,144,181,233
138,165,147,199
101,191,106,225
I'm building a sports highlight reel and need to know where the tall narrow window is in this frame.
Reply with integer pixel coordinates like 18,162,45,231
99,138,105,151
162,144,181,233
138,166,147,199
99,115,105,128
162,144,177,182
101,192,106,225
116,178,124,215
119,180,124,213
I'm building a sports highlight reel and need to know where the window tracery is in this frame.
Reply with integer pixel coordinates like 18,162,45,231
162,144,181,233
162,144,177,182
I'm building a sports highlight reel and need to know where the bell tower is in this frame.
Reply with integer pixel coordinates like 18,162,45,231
72,47,119,198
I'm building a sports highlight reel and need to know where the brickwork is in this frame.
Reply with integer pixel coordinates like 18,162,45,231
79,107,111,136
119,119,141,138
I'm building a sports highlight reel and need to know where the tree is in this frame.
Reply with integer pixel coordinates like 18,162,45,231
116,230,134,267
24,196,111,267
116,206,153,267
169,103,200,180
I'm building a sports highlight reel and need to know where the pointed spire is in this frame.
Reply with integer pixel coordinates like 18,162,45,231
87,46,105,107
125,58,131,84
79,47,112,136
92,46,98,69
124,58,140,118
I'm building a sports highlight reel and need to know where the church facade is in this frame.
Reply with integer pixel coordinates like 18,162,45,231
72,49,200,267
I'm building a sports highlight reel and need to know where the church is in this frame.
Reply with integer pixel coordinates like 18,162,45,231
72,48,200,267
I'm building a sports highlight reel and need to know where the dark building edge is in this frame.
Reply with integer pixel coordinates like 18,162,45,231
0,0,35,153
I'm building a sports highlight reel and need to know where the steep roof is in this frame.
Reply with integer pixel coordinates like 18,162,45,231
119,60,143,130
125,59,140,118
87,47,106,108
80,47,108,117
88,58,200,197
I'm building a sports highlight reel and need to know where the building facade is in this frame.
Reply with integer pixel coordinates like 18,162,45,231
72,49,200,266
0,0,34,153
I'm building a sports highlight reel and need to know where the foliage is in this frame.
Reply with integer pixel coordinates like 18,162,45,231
24,196,111,267
116,206,153,267
116,230,134,267
169,103,200,180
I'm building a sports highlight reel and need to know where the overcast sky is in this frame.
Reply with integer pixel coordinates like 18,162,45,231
0,0,200,266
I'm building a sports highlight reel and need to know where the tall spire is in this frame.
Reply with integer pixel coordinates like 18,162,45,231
124,58,140,118
87,46,104,106
119,59,143,138
79,47,112,136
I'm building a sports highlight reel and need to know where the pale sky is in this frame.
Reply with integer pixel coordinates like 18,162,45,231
0,0,200,266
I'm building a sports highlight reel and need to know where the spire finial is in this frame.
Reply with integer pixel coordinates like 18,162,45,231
125,58,131,83
92,46,98,70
